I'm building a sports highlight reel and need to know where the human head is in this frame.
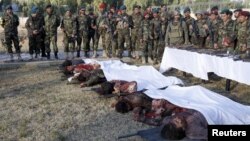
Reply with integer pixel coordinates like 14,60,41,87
92,63,101,69
115,100,131,113
100,82,115,95
195,10,203,20
209,10,218,21
5,5,12,15
173,10,180,20
220,8,231,22
234,8,242,19
46,4,53,15
152,9,159,18
65,8,72,16
99,2,106,12
120,5,126,14
133,5,139,14
161,121,186,140
79,6,86,15
238,11,249,23
184,7,191,17
31,6,38,17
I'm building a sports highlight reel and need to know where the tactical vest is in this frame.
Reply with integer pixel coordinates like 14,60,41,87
169,21,183,38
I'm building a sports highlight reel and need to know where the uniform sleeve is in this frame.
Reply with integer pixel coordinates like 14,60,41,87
25,18,33,36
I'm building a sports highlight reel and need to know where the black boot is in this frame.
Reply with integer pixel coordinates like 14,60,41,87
84,51,89,58
54,52,58,59
77,51,80,58
47,52,50,60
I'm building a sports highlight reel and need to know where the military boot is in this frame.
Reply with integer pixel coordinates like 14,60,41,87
54,52,59,59
84,51,89,58
92,51,97,58
76,51,80,58
9,53,14,62
17,53,23,61
47,52,50,60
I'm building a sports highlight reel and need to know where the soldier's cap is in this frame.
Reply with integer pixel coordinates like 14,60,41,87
195,10,203,15
45,4,52,9
65,7,72,12
184,7,191,13
99,2,106,9
234,8,242,13
239,11,250,17
31,6,39,14
209,10,218,15
152,8,159,14
80,6,86,11
5,5,12,10
120,5,126,10
220,8,231,15
211,5,219,11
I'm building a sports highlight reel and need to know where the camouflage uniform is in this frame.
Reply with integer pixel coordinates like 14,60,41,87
61,11,77,59
94,12,107,56
76,8,90,57
151,13,164,64
25,8,45,58
102,14,117,57
116,12,132,58
216,20,235,50
236,18,250,54
139,15,153,64
195,12,208,48
44,5,60,59
1,6,20,60
131,10,143,58
185,16,198,45
88,12,97,57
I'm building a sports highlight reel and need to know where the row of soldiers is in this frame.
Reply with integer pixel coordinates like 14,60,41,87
1,3,250,63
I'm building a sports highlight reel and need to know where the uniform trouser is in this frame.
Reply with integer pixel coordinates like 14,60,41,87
153,39,162,61
64,36,75,52
5,33,20,53
88,32,95,52
131,29,140,51
99,29,106,51
198,36,207,48
105,33,117,56
190,35,199,45
93,30,106,52
45,34,58,53
28,35,42,55
77,31,89,52
40,33,46,55
117,31,131,56
141,40,153,60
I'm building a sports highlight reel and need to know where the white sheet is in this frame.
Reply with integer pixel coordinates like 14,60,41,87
84,59,184,90
160,47,250,85
145,85,250,125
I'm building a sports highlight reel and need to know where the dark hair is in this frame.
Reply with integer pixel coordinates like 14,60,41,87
101,82,115,95
161,122,186,140
60,60,72,69
115,101,130,113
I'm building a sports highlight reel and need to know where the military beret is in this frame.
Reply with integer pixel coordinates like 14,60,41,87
45,4,52,9
5,5,12,10
220,8,230,14
184,7,191,13
234,8,242,13
210,10,218,15
195,10,203,15
31,6,38,14
120,5,126,10
152,8,159,13
239,11,250,17
99,3,106,9
80,6,86,11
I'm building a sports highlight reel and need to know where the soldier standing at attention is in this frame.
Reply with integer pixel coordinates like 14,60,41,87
61,8,77,60
131,5,143,59
76,6,90,58
93,3,107,57
215,8,236,52
116,5,132,58
235,11,250,56
139,12,153,64
183,7,198,45
25,6,44,60
1,5,22,61
207,10,221,49
44,4,60,59
195,11,208,48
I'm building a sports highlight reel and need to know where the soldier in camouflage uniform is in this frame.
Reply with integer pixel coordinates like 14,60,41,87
150,9,164,64
215,8,236,52
88,9,97,58
25,6,45,60
160,4,169,44
1,5,21,61
44,4,60,59
131,5,143,59
139,12,153,64
76,6,90,58
116,5,132,58
102,11,117,57
183,7,198,45
206,10,221,48
61,8,77,60
165,11,189,47
235,11,250,56
195,11,208,48
93,3,107,57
